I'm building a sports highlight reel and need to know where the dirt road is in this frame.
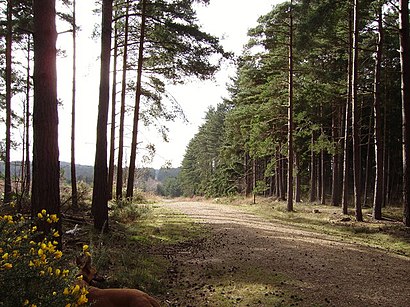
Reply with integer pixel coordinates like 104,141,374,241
158,201,410,307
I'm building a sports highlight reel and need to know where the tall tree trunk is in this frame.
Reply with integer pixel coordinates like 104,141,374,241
126,0,147,199
275,149,280,198
252,159,256,204
320,107,326,205
32,0,61,246
287,0,294,211
4,0,13,205
71,0,78,210
352,0,363,221
244,153,251,196
399,0,410,226
107,17,118,201
382,104,388,207
342,5,353,215
92,0,113,231
317,152,322,201
24,35,31,198
19,38,31,211
373,7,384,220
310,132,316,202
295,151,301,202
320,148,326,205
363,110,373,208
331,103,341,206
116,1,130,200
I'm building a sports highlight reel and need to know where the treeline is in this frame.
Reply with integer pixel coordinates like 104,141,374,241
178,0,410,225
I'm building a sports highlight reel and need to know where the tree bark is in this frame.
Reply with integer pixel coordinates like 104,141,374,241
92,0,113,231
32,0,61,245
107,17,118,201
310,132,316,202
352,0,363,221
275,149,280,198
126,0,147,199
71,0,78,210
4,0,13,205
373,6,383,220
363,109,373,208
295,151,301,203
399,0,410,226
287,0,294,211
342,5,353,215
116,1,130,200
24,35,31,198
331,103,342,206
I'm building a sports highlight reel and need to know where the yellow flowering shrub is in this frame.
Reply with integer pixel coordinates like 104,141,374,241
0,210,89,306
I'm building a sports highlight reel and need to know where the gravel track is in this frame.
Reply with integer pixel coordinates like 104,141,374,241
158,201,410,307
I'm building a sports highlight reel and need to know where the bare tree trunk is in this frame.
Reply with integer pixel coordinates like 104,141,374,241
71,0,78,210
363,110,373,208
399,0,410,226
275,149,280,198
126,0,147,199
321,148,326,205
351,0,363,221
4,0,13,205
107,16,118,201
92,0,113,231
310,133,316,202
382,104,388,207
287,0,294,211
295,151,301,202
331,103,342,206
24,36,31,198
32,0,61,246
279,150,286,201
373,6,384,220
244,153,251,196
342,5,353,215
252,159,256,204
116,1,130,200
317,151,322,201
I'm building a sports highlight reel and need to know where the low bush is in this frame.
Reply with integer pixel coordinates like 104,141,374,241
0,210,89,307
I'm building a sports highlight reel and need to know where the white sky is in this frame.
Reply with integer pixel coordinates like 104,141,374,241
21,0,283,169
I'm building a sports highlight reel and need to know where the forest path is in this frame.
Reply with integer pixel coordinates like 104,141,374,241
157,200,410,307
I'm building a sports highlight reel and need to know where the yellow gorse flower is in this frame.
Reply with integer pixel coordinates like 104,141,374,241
77,293,88,305
3,263,13,269
54,250,63,259
71,285,80,294
50,214,59,222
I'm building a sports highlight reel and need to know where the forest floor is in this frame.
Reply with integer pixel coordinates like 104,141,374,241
152,200,410,307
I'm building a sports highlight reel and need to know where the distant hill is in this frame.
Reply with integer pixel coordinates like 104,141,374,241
0,161,180,186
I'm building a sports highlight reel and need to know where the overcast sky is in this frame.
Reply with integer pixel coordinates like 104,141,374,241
53,0,283,169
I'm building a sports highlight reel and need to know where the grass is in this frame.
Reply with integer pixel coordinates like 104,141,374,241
72,202,207,297
224,197,410,257
197,266,304,307
126,205,205,245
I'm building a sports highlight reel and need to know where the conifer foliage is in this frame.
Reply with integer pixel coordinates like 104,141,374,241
179,0,409,224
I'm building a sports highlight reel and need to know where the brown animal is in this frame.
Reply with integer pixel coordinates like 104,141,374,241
76,254,161,307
